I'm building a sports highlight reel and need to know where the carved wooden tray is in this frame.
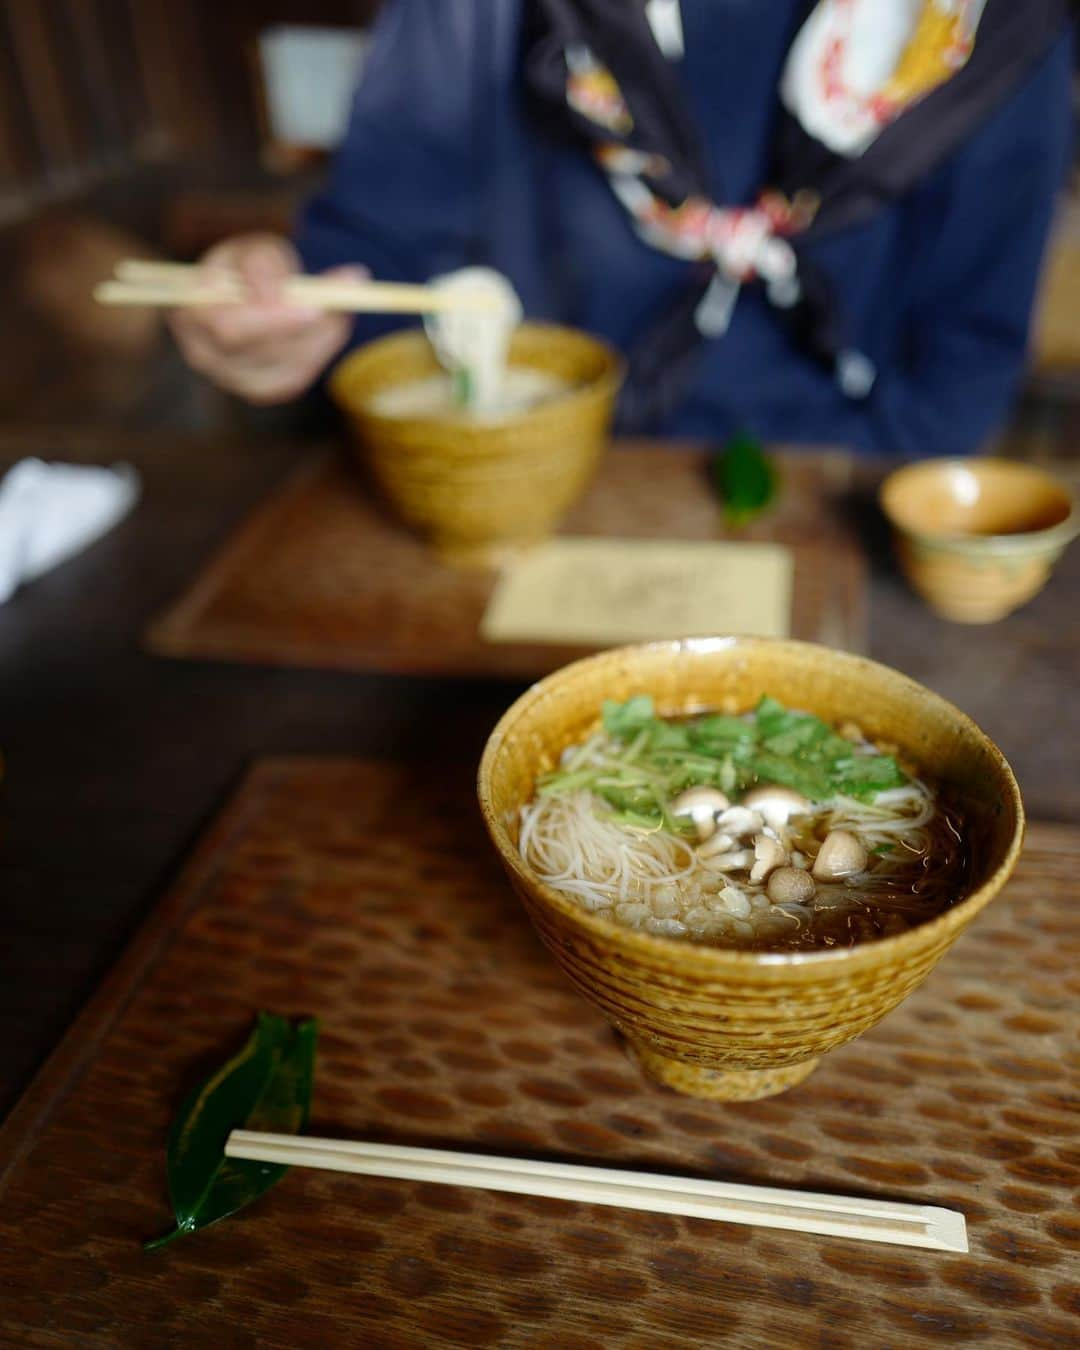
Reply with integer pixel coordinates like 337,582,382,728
146,443,867,677
1,758,1075,1347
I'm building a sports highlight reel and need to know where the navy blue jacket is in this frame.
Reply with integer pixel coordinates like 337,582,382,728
297,0,1073,454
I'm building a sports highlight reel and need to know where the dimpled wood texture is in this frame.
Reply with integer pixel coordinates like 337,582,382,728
1,760,1077,1349
146,443,866,677
479,640,1024,1101
330,324,623,564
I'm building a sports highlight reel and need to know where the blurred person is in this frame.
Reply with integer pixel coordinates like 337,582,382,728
170,0,1074,454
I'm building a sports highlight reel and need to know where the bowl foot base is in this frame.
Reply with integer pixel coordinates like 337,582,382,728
431,538,543,571
626,1040,820,1101
923,603,1022,625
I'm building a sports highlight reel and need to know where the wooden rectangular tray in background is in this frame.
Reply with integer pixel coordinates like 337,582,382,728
0,758,1076,1346
146,443,867,678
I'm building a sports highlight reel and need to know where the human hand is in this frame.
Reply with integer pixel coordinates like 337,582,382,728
168,233,364,404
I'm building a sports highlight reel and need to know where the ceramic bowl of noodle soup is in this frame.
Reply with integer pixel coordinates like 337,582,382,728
478,638,1024,1101
330,322,623,568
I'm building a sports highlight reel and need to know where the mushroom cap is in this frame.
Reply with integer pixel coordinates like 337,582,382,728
740,784,813,829
766,866,817,905
670,787,730,840
812,829,869,881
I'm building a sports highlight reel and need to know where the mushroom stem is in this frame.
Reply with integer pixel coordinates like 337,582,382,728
670,787,731,841
750,834,788,884
697,831,736,859
700,848,754,873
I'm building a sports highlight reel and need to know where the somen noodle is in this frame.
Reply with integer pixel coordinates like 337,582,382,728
370,267,573,420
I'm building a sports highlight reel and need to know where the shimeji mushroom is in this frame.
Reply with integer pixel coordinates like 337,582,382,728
766,866,817,904
812,829,869,881
670,787,730,841
714,805,764,838
696,830,736,859
700,848,754,873
740,785,812,830
717,885,752,918
750,834,788,883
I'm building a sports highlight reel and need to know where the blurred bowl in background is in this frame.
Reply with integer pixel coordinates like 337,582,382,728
880,458,1078,623
330,322,623,568
19,211,162,357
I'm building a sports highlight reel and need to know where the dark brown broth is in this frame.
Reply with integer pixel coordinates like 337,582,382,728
736,795,972,953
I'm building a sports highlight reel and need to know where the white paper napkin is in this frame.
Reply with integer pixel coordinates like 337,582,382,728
0,458,140,603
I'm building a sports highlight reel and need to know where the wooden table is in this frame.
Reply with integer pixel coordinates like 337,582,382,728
0,431,1077,1340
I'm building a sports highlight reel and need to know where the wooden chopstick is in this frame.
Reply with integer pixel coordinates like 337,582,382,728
112,260,333,289
225,1129,968,1251
94,260,504,315
114,260,216,284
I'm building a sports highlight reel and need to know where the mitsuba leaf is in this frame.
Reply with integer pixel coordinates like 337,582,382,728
832,754,907,798
645,720,691,753
601,695,656,740
689,715,756,751
547,693,909,819
762,717,834,758
747,751,831,803
145,1014,318,1251
753,695,798,738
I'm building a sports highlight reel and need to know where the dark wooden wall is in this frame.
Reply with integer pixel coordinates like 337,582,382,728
0,0,381,224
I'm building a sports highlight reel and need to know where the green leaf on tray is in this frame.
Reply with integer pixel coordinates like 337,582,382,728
710,431,778,526
145,1013,318,1251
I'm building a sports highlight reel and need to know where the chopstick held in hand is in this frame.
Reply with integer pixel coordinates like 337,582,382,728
95,259,505,315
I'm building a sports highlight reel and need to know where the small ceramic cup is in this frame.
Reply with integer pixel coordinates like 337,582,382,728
477,638,1024,1102
330,323,623,569
880,458,1078,623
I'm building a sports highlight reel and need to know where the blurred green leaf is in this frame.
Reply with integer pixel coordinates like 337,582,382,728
711,432,778,526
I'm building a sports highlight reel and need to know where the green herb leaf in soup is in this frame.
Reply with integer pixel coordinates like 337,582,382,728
545,694,908,828
145,1013,318,1251
602,694,656,740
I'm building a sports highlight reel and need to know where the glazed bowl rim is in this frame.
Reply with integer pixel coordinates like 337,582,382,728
477,636,1025,971
879,457,1079,556
328,321,626,433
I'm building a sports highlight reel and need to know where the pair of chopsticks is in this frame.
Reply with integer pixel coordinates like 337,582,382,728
94,259,503,315
225,1129,968,1252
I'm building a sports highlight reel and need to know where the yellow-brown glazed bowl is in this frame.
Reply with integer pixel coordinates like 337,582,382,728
477,638,1024,1102
880,458,1078,623
330,322,623,568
